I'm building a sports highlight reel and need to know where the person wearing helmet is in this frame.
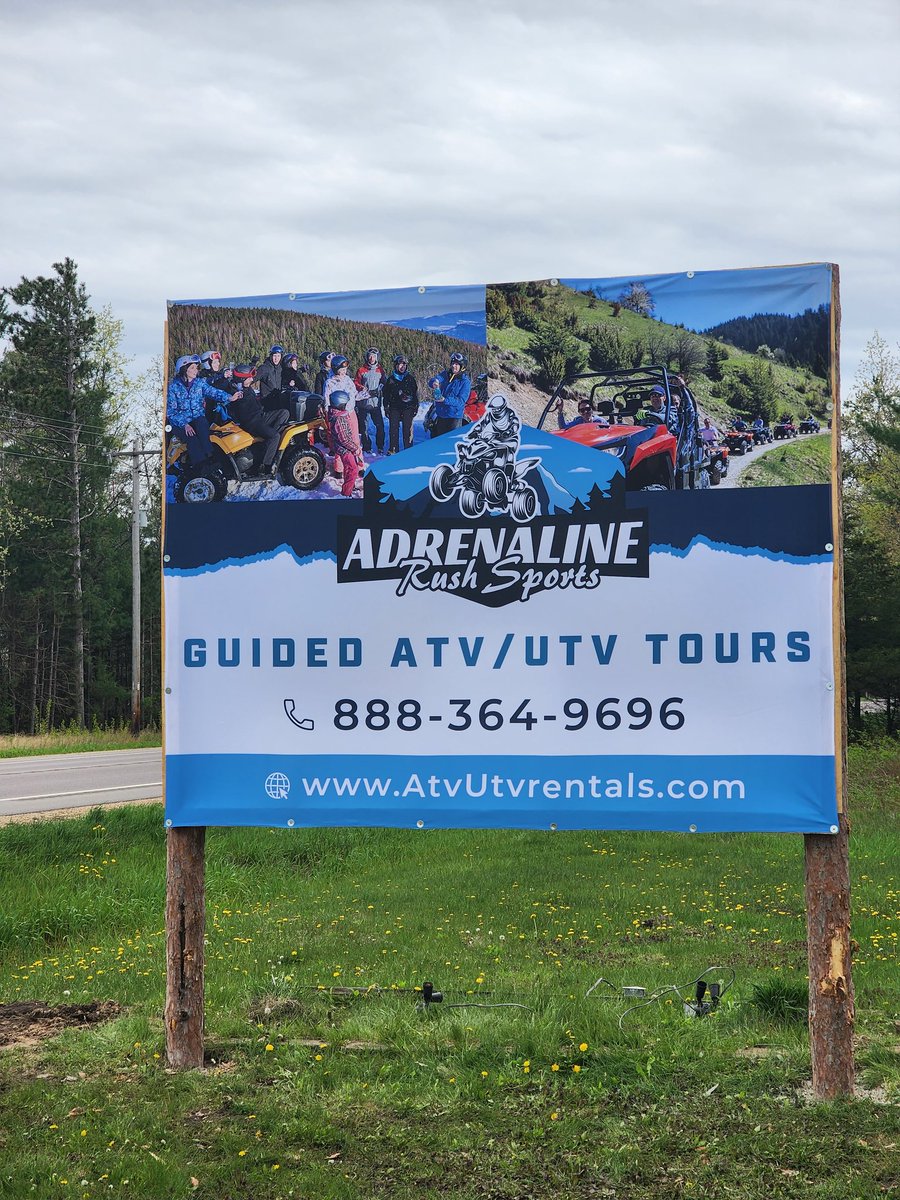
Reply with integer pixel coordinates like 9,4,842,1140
166,354,235,465
199,349,235,392
281,352,311,394
227,367,290,478
427,351,471,438
323,356,364,477
314,350,335,397
469,392,521,459
383,353,419,454
279,352,316,421
256,344,285,407
354,348,386,454
326,390,364,497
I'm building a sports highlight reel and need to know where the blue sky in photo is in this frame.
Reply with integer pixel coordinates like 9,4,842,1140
559,264,832,332
169,284,487,345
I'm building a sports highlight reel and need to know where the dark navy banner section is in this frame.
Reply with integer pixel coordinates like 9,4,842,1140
164,486,833,574
165,753,838,834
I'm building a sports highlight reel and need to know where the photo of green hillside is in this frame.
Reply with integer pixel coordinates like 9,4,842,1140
485,280,832,487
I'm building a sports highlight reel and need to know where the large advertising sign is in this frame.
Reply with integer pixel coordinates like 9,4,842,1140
163,265,839,833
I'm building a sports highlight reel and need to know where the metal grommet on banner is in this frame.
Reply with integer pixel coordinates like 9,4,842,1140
826,682,834,691
418,286,426,294
549,278,559,286
830,825,839,834
288,293,296,300
825,543,834,552
686,271,695,279
416,819,425,829
163,555,170,563
165,819,173,828
549,823,558,831
164,424,172,433
287,819,295,827
689,824,698,833
165,687,172,694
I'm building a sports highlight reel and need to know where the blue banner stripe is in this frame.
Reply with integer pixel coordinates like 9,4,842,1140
165,753,837,834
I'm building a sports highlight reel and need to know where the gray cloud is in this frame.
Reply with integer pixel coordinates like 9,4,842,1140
2,0,898,392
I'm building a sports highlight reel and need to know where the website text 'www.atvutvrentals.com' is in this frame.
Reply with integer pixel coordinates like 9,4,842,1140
298,771,746,802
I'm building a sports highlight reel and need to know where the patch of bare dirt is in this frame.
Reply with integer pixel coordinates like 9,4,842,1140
0,1000,122,1050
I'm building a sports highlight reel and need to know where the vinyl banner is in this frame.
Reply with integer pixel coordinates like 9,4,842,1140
163,265,839,833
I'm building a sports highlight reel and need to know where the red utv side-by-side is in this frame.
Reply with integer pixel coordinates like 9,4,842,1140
537,367,711,491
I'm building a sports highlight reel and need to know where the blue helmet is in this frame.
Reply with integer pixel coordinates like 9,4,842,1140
318,349,335,366
449,351,468,369
175,354,202,375
331,355,349,371
269,344,284,356
329,390,351,409
393,353,408,369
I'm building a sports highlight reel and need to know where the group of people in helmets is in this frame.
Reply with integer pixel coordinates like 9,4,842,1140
166,342,475,497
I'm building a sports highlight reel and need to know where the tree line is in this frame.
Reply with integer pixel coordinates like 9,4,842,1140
0,260,161,733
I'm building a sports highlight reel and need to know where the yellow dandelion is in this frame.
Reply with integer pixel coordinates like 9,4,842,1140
265,1044,274,1052
551,1063,559,1072
238,1149,247,1157
572,1064,581,1073
481,1070,489,1078
579,1042,588,1052
550,1112,559,1121
315,1054,323,1061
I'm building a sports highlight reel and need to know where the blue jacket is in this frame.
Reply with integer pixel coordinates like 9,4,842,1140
433,370,471,420
167,376,233,427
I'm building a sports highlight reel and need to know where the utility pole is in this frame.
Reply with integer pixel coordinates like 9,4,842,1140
131,436,142,736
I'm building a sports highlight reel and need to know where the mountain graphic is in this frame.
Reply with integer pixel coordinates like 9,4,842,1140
364,424,625,519
387,310,487,345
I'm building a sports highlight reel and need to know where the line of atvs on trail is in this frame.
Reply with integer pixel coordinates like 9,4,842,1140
722,414,822,458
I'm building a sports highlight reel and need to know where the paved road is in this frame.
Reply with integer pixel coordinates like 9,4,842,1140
0,748,162,817
719,431,830,489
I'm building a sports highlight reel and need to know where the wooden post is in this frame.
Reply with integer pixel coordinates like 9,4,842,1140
165,827,206,1070
804,264,854,1098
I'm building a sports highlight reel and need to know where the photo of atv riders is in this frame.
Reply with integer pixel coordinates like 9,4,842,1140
166,355,327,503
538,367,714,491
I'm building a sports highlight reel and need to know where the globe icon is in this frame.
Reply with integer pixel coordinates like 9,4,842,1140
265,772,291,800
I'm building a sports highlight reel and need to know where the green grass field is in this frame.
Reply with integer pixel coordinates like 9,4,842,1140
0,727,161,759
739,434,833,488
0,745,896,1198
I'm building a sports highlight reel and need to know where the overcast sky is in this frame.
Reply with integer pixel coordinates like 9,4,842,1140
2,0,898,396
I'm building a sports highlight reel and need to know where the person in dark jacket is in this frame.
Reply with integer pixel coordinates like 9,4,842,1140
228,368,289,476
256,345,284,408
280,352,316,421
427,352,471,438
281,352,311,394
383,353,419,453
314,350,335,397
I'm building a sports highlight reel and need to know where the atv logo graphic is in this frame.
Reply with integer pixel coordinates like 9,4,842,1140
335,405,650,608
428,393,539,522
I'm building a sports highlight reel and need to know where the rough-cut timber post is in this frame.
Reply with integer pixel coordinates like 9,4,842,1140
165,826,206,1069
805,820,854,1097
804,264,854,1099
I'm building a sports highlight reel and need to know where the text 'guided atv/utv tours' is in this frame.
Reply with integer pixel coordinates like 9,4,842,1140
167,411,328,503
538,367,712,491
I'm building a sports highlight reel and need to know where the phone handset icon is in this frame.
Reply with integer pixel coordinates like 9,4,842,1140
283,699,315,731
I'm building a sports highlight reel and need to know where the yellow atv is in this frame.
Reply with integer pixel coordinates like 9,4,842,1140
168,414,328,503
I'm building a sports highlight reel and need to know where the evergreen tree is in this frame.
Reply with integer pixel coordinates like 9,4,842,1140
0,260,125,730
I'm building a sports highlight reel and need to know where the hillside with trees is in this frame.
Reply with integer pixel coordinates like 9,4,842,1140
486,280,831,431
702,305,830,377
